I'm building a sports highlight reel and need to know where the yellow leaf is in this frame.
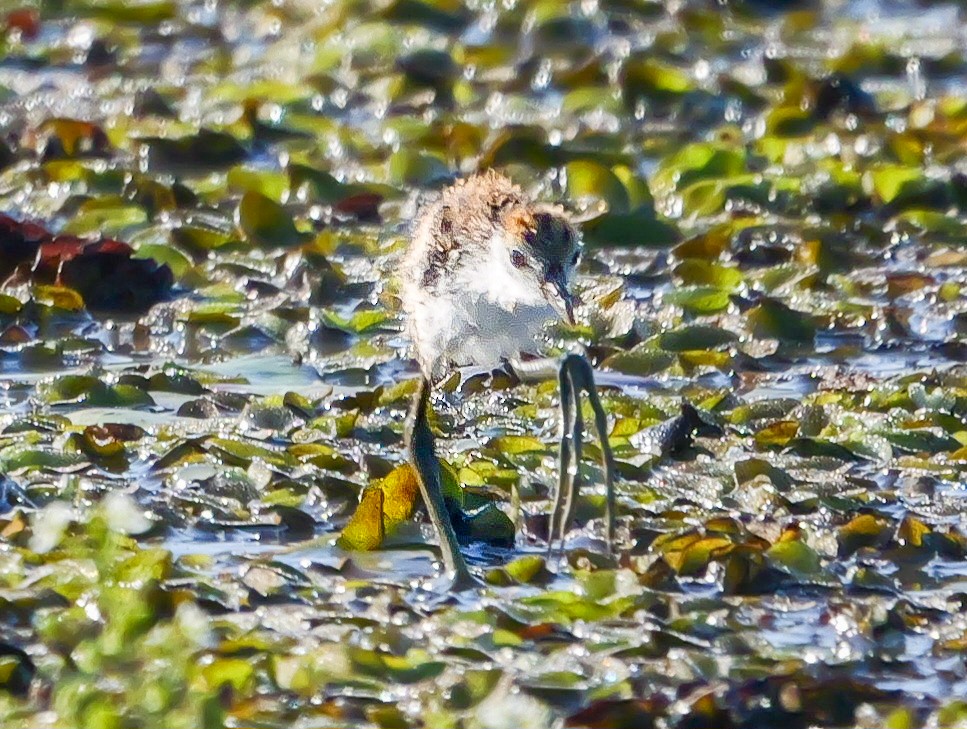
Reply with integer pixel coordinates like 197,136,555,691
755,420,799,448
664,536,733,575
338,486,385,551
34,285,85,311
380,465,420,527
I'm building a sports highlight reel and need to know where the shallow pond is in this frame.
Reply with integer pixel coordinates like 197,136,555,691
0,0,966,727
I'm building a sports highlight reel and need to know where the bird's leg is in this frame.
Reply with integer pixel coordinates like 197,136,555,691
560,353,616,551
547,363,576,556
511,353,617,554
405,377,476,590
555,362,585,552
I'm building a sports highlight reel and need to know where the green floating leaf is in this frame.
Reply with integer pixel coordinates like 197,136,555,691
40,375,154,407
389,150,450,186
338,462,464,551
464,503,515,548
35,118,111,159
62,197,147,237
480,127,556,170
68,0,176,23
674,259,743,290
347,646,446,684
487,435,546,455
865,165,952,210
866,165,922,204
897,515,931,548
565,160,630,214
202,658,255,692
0,448,86,474
663,535,733,576
138,129,247,172
69,425,127,459
766,539,822,578
379,464,421,527
171,225,234,254
581,209,681,248
653,142,746,198
319,309,392,334
747,299,817,343
785,437,862,461
664,286,731,315
602,346,676,376
237,191,304,248
657,325,738,352
134,244,194,281
734,458,794,490
288,164,389,214
504,555,548,584
0,294,22,315
34,285,85,311
883,429,962,454
227,166,289,202
621,55,693,106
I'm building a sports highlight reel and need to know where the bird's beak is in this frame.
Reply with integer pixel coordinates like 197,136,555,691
543,274,576,325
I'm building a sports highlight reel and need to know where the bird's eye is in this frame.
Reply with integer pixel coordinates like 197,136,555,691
570,251,580,266
510,249,527,268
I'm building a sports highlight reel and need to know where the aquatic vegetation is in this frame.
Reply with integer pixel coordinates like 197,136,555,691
0,0,966,726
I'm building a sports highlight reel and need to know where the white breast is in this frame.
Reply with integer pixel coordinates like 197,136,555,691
403,233,556,377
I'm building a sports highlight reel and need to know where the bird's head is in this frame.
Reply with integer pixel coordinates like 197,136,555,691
496,205,581,324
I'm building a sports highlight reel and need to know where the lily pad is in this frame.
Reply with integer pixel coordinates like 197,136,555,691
236,191,305,249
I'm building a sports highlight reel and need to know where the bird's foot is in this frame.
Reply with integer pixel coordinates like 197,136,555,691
446,562,482,592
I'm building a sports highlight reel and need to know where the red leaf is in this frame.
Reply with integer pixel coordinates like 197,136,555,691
5,9,40,40
87,238,134,257
335,192,383,219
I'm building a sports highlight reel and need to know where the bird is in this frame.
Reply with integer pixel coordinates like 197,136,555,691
399,170,615,589
399,170,579,379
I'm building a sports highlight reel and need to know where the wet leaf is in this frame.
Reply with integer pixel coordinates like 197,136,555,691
139,129,247,172
653,143,746,198
664,286,731,315
766,539,822,578
621,56,693,106
464,503,515,548
747,298,817,343
565,161,630,214
602,346,675,376
674,260,743,290
379,464,420,527
883,429,961,454
319,309,392,334
504,555,548,584
348,646,446,684
35,118,111,159
581,209,681,248
755,420,799,449
337,486,385,551
663,535,733,576
487,435,546,455
236,191,305,249
657,325,738,352
838,514,891,557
